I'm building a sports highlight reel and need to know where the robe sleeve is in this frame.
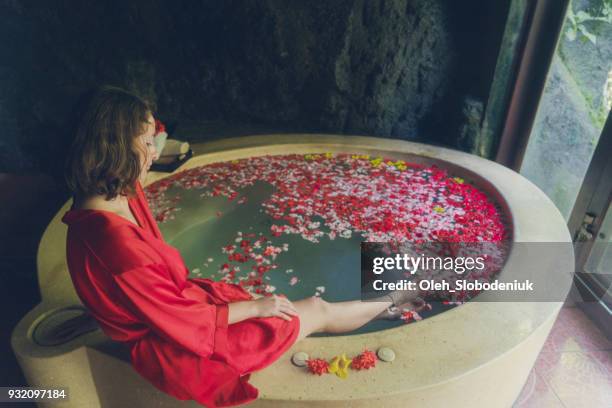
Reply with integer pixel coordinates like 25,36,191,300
111,263,228,358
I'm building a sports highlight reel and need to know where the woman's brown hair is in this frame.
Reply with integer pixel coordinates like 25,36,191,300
65,86,152,200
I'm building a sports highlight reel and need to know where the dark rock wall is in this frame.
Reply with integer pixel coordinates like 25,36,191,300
216,0,453,137
0,0,509,177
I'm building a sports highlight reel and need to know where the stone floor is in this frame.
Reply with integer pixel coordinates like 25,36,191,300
513,305,612,407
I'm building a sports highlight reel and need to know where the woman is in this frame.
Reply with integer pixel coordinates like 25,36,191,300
61,86,422,408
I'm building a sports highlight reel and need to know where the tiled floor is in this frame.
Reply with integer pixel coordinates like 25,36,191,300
513,306,612,407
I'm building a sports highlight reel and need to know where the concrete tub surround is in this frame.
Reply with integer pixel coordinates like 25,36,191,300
12,135,573,407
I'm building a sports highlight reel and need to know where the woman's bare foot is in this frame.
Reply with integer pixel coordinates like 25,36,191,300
375,299,428,320
387,287,422,306
374,288,425,320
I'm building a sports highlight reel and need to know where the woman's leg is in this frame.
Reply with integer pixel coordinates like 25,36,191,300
292,297,388,341
292,291,422,341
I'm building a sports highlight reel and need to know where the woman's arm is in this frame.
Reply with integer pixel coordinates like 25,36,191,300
228,295,299,324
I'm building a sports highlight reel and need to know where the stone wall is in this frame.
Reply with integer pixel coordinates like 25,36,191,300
0,0,509,177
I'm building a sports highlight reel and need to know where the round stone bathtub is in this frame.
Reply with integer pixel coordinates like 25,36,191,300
11,135,573,407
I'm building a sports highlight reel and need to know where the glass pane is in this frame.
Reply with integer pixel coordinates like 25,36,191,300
520,0,612,219
584,203,612,294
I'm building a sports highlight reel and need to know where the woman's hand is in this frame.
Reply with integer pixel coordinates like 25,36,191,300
253,295,299,321
228,295,299,324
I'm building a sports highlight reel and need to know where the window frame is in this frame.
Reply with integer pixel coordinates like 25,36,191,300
494,0,570,170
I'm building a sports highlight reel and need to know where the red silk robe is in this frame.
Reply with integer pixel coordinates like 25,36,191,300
61,181,300,407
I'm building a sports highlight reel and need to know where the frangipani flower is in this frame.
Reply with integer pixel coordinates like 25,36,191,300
369,157,383,167
328,354,352,379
